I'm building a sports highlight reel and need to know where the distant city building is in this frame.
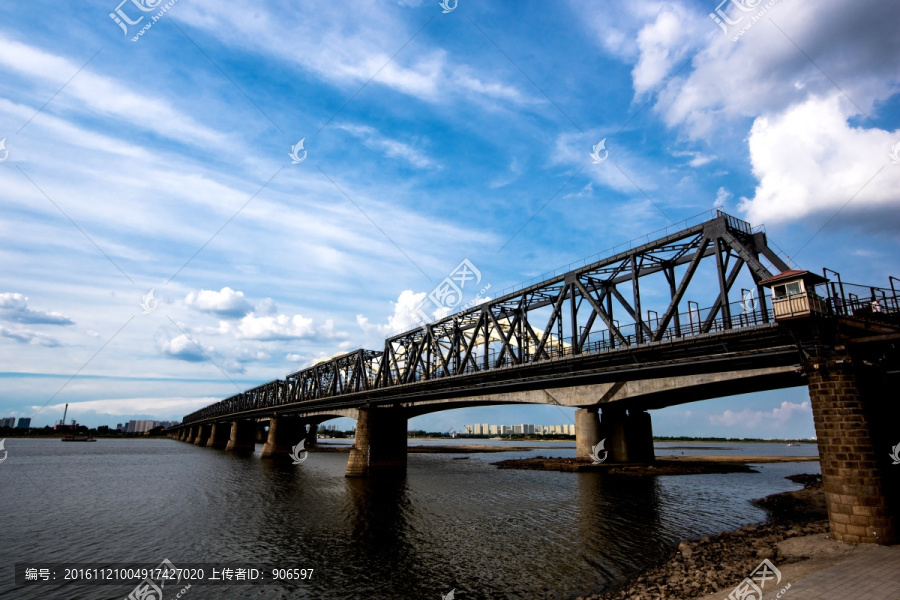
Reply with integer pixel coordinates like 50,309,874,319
464,422,575,436
116,423,123,431
1,417,16,428
124,419,179,433
16,417,31,429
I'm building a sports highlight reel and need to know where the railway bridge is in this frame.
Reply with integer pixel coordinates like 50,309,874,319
169,211,900,544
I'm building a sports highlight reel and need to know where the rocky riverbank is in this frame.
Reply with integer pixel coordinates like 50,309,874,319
584,474,828,600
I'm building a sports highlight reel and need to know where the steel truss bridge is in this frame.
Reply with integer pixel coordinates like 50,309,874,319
180,210,897,425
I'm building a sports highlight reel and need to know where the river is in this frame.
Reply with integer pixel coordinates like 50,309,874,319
0,438,819,600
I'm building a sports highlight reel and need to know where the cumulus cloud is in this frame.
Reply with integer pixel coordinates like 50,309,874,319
652,0,900,139
235,314,315,341
357,290,428,337
159,333,209,362
579,0,900,233
738,95,900,227
708,401,812,430
227,313,347,342
0,293,73,325
631,4,702,96
185,287,252,318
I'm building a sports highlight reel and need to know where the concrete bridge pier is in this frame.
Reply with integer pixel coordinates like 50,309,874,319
225,420,257,452
346,408,407,477
261,416,307,459
177,429,186,441
577,406,655,463
807,357,898,544
575,408,602,461
206,422,230,449
306,423,318,447
194,424,211,446
185,426,197,444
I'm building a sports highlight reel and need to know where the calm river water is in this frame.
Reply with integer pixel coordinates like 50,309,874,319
0,438,819,600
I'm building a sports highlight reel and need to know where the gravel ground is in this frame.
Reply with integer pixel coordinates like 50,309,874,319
583,474,836,600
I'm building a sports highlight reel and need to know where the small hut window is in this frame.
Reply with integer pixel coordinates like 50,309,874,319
772,282,802,299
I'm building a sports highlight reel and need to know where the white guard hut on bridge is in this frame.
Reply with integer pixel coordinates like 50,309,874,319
760,269,828,320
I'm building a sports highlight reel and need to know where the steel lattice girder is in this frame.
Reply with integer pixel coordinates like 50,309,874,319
181,211,790,425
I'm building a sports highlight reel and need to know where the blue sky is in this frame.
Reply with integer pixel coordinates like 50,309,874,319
1,0,898,438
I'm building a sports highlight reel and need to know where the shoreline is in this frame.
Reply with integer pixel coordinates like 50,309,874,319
586,474,841,600
492,455,818,476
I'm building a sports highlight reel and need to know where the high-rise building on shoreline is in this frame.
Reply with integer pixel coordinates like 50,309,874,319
465,423,575,435
123,420,179,433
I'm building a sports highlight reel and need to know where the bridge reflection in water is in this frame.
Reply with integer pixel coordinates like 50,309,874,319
170,210,900,546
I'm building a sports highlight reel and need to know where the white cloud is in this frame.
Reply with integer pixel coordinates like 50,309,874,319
671,149,717,168
632,4,701,96
0,292,73,325
0,34,229,148
574,0,674,61
234,314,315,341
452,68,529,104
357,290,427,337
738,95,900,226
708,401,811,429
714,186,732,209
652,0,900,139
337,123,435,168
176,0,447,101
0,325,61,347
159,333,209,362
185,287,252,318
489,158,523,189
35,398,218,418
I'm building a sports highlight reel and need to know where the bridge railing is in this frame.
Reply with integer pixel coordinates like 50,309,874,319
401,296,777,382
820,279,900,317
